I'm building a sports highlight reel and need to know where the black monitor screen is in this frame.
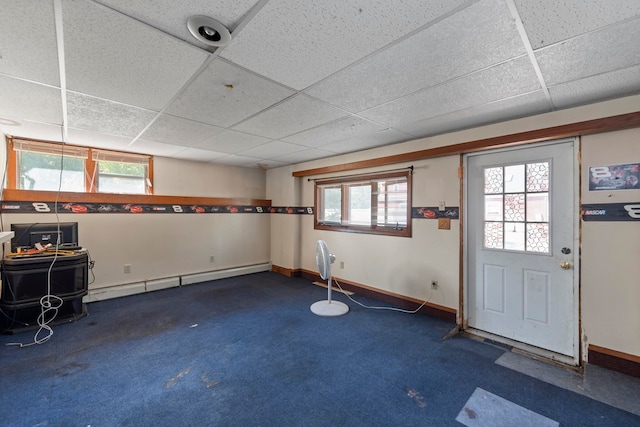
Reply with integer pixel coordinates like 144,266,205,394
10,222,79,251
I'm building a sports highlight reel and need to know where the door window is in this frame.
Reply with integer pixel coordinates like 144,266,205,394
483,161,550,253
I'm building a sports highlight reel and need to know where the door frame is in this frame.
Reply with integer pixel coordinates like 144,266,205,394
461,138,581,366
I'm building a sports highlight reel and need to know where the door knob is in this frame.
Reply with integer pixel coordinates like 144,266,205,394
560,261,571,270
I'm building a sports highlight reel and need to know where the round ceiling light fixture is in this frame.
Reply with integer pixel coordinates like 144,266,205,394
187,15,231,47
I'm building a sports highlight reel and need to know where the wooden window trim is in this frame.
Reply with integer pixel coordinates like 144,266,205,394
293,111,640,178
314,170,412,237
6,136,154,195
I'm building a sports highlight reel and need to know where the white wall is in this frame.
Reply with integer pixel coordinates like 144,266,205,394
267,94,640,360
0,147,270,290
581,127,640,357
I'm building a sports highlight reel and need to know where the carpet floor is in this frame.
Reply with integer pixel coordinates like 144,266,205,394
0,272,638,426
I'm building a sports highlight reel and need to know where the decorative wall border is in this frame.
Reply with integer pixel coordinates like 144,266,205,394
581,203,640,221
0,201,462,218
412,207,460,219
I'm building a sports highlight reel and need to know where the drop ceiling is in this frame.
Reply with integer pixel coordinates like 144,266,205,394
1,0,639,169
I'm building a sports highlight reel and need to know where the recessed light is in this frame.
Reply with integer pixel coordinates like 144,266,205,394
187,16,231,47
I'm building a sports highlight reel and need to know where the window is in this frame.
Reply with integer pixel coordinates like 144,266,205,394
315,170,411,237
8,138,153,194
483,161,549,253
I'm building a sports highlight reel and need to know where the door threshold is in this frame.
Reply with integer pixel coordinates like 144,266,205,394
464,328,579,367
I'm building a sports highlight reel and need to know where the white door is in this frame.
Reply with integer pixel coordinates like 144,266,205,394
466,140,577,358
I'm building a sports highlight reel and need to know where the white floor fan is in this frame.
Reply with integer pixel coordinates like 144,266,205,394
310,240,349,316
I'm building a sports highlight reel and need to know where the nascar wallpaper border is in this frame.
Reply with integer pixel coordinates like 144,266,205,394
3,200,637,221
0,201,461,219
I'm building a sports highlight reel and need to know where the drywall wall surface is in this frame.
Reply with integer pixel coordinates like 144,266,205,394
0,153,270,289
2,212,270,289
154,156,266,199
293,156,461,309
581,128,640,357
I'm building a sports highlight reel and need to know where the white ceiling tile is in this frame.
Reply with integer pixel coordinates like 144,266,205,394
536,18,640,86
0,120,63,143
240,159,288,169
66,128,133,150
166,59,295,127
360,56,541,127
272,148,336,164
211,154,263,167
171,148,228,162
515,0,640,49
306,0,525,113
236,141,306,159
67,92,157,138
93,0,257,49
283,116,390,148
319,128,411,154
220,0,469,90
396,91,551,137
232,94,348,139
62,0,208,110
0,75,62,125
140,114,225,146
0,1,60,86
128,139,187,157
549,65,640,109
198,130,271,154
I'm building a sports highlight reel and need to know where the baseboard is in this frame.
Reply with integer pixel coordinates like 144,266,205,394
84,282,146,303
84,263,271,303
181,262,272,286
271,265,301,277
297,268,457,323
588,344,640,378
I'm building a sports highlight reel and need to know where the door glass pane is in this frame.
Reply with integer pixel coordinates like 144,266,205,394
527,223,549,252
484,222,503,249
484,195,503,221
504,194,525,221
504,222,525,250
504,164,525,193
526,193,549,222
484,167,503,193
527,162,549,192
482,160,551,254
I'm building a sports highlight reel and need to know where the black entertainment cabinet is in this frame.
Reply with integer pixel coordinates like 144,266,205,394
0,252,88,334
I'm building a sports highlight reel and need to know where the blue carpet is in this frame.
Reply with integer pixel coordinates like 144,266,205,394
0,272,638,426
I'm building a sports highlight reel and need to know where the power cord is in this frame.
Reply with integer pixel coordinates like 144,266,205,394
7,140,66,347
333,279,433,314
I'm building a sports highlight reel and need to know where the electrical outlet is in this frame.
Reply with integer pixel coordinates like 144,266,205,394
210,256,215,263
340,261,344,269
431,280,438,290
124,264,131,274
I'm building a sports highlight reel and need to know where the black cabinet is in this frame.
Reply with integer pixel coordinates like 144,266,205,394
1,252,88,334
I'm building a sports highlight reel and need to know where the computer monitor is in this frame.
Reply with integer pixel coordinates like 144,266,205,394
10,222,79,252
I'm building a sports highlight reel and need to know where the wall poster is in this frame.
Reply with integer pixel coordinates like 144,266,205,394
588,162,639,191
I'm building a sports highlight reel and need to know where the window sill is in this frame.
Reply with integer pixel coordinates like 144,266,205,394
314,222,411,237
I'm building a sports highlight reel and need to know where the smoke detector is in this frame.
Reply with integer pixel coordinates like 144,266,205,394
187,16,231,47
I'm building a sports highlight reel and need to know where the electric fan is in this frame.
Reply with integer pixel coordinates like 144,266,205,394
310,240,349,316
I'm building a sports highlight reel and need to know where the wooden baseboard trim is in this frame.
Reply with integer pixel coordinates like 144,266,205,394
297,268,456,323
271,265,301,278
588,344,640,378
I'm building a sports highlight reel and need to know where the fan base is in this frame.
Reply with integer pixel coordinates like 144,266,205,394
310,300,349,316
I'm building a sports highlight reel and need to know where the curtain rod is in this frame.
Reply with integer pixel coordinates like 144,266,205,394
307,165,413,182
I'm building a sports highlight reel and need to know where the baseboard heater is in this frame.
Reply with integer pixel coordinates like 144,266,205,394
83,262,271,303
